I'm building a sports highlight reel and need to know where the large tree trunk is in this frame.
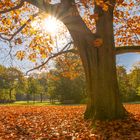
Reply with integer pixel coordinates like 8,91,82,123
79,40,125,120
83,7,126,120
83,41,126,120
64,4,126,120
25,0,126,120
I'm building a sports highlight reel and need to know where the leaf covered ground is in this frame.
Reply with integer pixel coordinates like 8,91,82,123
0,104,140,140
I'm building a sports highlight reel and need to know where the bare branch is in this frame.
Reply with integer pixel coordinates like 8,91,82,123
0,0,25,14
26,49,77,75
26,47,77,75
0,34,9,41
116,46,140,55
55,41,73,53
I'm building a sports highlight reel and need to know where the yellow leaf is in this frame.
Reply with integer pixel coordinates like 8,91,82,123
29,53,36,62
16,51,25,60
15,38,22,44
102,4,108,11
47,47,53,52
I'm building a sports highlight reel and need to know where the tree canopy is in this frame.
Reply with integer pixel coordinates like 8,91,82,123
0,0,139,70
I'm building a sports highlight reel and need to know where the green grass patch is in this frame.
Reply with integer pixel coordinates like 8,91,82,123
0,101,140,106
123,101,140,104
0,101,61,106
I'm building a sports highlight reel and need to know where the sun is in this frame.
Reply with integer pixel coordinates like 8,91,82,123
43,16,59,34
31,15,61,35
30,15,70,47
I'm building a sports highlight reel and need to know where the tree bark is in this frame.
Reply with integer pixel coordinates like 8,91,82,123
24,0,126,120
64,5,126,120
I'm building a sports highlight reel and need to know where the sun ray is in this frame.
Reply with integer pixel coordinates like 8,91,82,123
31,15,61,36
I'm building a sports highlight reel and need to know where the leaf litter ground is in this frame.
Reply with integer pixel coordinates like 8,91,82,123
0,104,140,140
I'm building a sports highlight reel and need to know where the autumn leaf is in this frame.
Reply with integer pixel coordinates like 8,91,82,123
102,4,108,11
15,38,22,45
47,46,53,53
16,51,25,60
0,105,140,139
28,53,37,62
117,0,124,5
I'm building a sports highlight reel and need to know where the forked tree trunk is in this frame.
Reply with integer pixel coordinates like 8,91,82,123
26,0,126,120
79,41,125,120
64,4,126,120
82,43,126,120
83,7,126,120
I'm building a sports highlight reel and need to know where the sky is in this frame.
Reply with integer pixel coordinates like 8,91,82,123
116,53,140,72
0,0,139,74
0,40,139,74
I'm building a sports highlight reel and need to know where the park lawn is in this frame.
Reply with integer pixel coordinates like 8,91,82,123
0,101,61,106
1,101,140,106
0,104,139,140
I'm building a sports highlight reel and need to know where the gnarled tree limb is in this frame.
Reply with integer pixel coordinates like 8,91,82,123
116,46,140,55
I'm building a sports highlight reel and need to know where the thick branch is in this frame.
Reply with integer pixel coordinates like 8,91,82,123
25,0,61,13
0,0,25,14
25,0,76,20
25,0,95,39
116,46,140,55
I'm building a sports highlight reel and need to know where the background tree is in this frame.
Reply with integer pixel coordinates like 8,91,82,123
0,65,9,102
0,65,7,89
5,67,24,101
128,62,140,100
38,73,48,102
27,77,38,103
15,76,28,101
47,71,86,104
117,65,137,102
0,65,24,102
0,0,140,120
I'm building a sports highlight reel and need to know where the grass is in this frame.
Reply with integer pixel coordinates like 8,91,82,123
0,101,140,106
0,101,61,106
124,101,140,104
